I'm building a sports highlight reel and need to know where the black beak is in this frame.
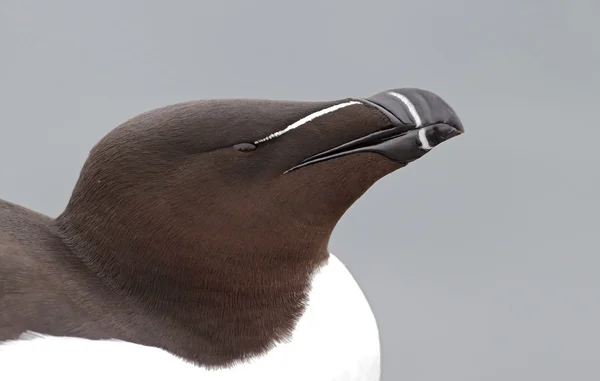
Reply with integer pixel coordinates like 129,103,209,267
287,88,464,172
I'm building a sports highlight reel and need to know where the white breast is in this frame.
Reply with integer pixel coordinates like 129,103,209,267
0,254,380,381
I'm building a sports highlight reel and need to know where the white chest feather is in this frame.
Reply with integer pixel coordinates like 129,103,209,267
0,254,380,381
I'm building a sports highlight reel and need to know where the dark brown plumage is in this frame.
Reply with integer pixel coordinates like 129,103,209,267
0,97,401,367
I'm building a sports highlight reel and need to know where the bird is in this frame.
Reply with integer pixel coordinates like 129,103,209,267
0,87,464,380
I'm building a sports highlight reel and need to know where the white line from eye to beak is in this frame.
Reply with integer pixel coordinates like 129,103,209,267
253,101,363,144
387,92,422,128
417,128,432,150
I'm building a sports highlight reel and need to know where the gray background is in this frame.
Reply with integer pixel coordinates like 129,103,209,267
1,0,598,379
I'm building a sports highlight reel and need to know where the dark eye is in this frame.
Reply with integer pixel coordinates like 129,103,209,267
233,143,257,152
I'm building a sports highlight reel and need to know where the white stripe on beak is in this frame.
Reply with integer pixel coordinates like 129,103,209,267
387,91,422,127
418,128,432,150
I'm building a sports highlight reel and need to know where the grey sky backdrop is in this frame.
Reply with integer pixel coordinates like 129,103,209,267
1,0,598,379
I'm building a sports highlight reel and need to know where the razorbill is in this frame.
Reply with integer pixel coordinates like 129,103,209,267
0,88,464,380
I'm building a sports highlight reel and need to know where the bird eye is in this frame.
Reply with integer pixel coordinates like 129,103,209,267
233,143,257,152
